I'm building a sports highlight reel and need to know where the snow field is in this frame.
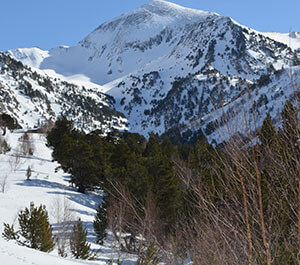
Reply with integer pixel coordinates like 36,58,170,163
0,131,136,264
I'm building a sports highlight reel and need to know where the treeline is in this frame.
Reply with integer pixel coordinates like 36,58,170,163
46,100,300,265
46,116,188,234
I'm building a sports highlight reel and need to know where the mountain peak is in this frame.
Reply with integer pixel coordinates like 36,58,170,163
143,0,184,9
141,0,217,20
89,0,218,38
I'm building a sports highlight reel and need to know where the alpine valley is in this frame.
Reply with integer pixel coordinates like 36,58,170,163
4,0,300,143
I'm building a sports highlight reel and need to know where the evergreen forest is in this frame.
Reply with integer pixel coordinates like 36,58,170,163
46,100,300,265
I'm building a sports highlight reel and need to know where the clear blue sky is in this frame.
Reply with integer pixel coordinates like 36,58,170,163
1,0,299,52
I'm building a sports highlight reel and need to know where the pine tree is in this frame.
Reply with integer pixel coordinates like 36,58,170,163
280,101,300,153
278,101,300,171
125,155,149,206
18,202,55,252
93,201,108,244
70,139,98,193
3,202,55,252
161,137,180,162
70,218,92,259
259,113,278,149
144,134,181,231
46,116,74,151
2,223,19,241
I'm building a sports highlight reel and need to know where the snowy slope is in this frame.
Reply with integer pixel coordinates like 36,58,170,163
0,52,127,132
0,131,137,264
262,32,300,51
6,0,300,142
8,47,50,69
8,0,217,85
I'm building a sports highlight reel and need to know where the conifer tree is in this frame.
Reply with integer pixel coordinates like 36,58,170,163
278,101,300,173
2,202,55,252
94,201,108,244
46,116,74,150
259,113,278,148
188,132,216,188
280,101,300,154
125,155,149,206
70,139,98,193
2,223,19,241
161,137,180,162
18,202,55,252
144,133,181,231
70,218,92,259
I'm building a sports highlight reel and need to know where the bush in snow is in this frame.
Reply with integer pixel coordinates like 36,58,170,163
2,202,55,252
26,165,32,180
18,132,35,156
0,134,10,154
70,218,93,259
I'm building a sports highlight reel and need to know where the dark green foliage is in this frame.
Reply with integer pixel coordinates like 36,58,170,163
161,137,179,161
278,101,300,171
120,132,146,155
188,132,216,174
160,126,184,146
69,139,99,193
257,73,271,87
143,134,182,230
2,223,19,241
259,113,278,148
281,101,299,145
93,201,108,244
45,100,300,263
256,103,300,264
46,116,74,155
0,113,20,130
47,118,108,193
47,119,183,239
3,202,55,252
70,218,92,259
18,202,55,252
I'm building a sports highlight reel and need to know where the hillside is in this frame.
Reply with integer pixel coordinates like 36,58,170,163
0,131,137,264
0,1,299,264
6,0,300,143
0,52,127,132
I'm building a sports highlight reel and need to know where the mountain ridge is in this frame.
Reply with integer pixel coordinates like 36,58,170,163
4,0,300,142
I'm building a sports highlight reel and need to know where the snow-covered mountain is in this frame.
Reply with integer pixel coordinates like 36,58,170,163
6,0,300,142
0,52,127,132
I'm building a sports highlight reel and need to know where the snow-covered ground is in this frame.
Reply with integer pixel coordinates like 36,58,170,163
0,131,136,264
262,31,300,51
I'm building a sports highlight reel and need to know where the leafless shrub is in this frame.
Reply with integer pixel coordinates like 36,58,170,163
38,119,55,134
18,132,35,156
51,196,74,257
9,147,23,172
106,182,166,264
172,89,300,265
0,175,9,193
